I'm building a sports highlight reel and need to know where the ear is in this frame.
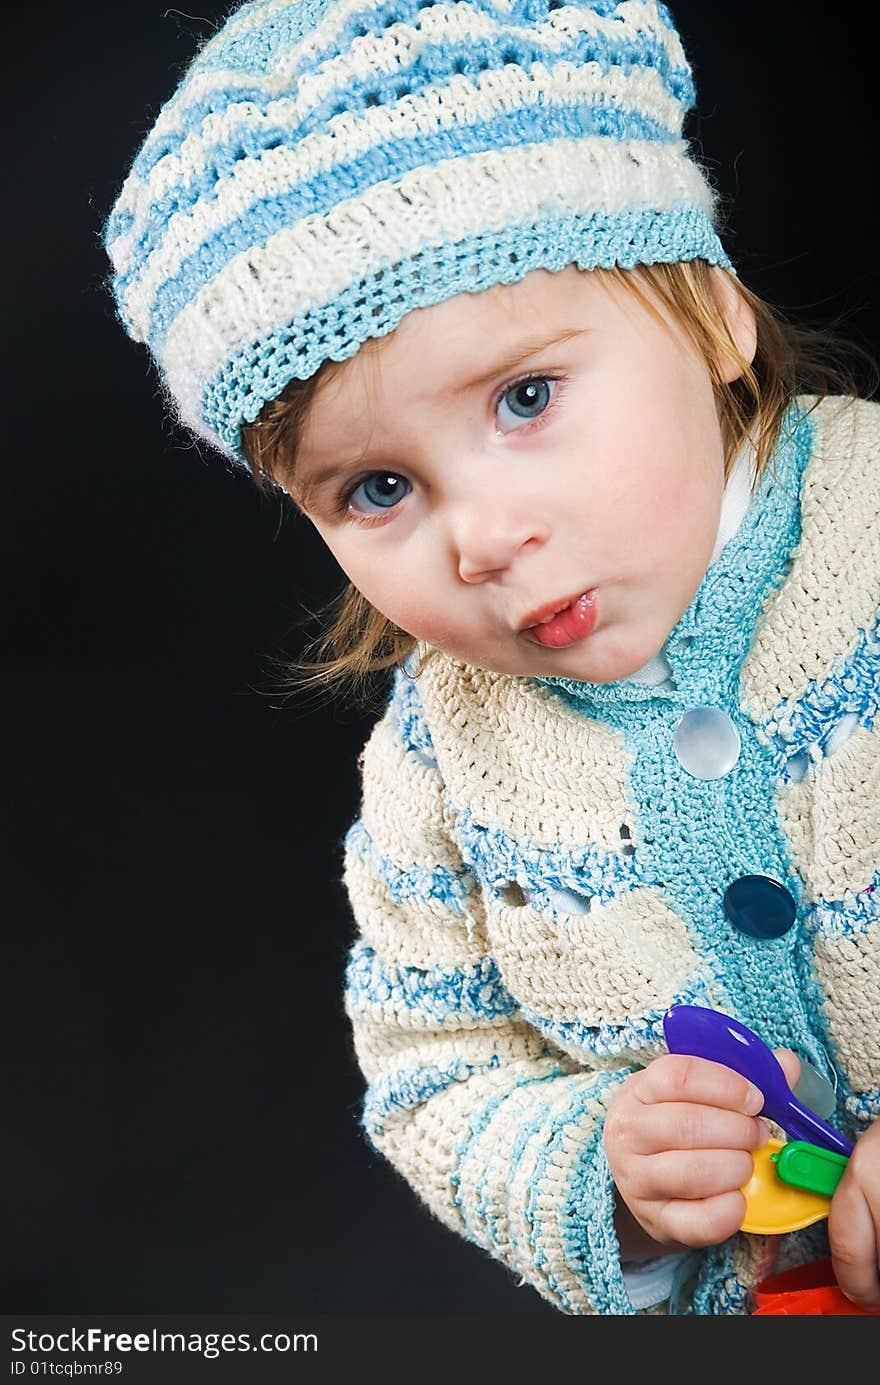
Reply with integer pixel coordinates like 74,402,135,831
709,266,757,383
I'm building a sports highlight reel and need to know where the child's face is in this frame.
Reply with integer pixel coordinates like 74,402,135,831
293,264,735,684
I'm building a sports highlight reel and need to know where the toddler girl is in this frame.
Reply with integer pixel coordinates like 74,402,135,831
102,0,879,1314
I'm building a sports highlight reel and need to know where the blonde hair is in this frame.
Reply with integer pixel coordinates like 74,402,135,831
240,259,877,710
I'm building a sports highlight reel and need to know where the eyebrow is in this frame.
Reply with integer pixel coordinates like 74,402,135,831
290,324,587,510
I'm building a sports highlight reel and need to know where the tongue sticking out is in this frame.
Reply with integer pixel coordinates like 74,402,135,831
528,591,597,648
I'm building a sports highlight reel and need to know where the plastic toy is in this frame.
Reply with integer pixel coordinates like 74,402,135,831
752,1258,880,1315
663,1005,853,1156
740,1139,833,1233
662,1004,853,1235
774,1140,849,1197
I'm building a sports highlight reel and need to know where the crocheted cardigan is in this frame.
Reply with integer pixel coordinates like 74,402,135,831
340,394,880,1315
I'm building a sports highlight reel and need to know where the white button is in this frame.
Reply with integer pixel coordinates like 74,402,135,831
673,707,741,779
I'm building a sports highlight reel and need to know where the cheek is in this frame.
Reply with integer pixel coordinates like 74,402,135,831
344,556,439,636
591,421,721,569
311,534,403,620
310,517,431,636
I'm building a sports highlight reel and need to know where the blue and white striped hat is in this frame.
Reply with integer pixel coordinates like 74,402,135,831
101,0,732,474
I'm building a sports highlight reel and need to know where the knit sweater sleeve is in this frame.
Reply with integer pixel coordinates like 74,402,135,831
341,671,665,1315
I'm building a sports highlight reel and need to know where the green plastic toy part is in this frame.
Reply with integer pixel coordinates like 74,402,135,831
771,1140,849,1199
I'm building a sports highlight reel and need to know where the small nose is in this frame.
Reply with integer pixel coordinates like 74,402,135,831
453,495,550,582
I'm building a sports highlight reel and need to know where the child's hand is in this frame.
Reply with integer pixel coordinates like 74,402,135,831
604,1050,798,1257
829,1120,880,1309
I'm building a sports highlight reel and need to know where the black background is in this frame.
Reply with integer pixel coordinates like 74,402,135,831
3,1,878,1314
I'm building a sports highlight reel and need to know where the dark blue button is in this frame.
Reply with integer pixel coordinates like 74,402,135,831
723,875,796,939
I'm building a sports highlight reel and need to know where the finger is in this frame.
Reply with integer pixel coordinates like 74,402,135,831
639,1054,764,1115
830,1176,880,1310
774,1047,801,1091
627,1147,756,1203
657,1190,748,1249
620,1101,769,1157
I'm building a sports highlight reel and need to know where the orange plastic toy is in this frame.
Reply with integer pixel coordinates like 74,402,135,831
752,1257,880,1315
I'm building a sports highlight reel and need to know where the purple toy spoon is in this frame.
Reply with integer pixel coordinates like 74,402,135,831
663,1005,853,1158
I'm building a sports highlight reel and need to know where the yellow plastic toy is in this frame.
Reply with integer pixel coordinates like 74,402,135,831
740,1139,832,1234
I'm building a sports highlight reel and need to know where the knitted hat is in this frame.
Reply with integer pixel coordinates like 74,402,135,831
101,0,732,476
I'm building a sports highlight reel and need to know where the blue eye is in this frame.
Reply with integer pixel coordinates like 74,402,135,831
497,375,554,426
343,472,411,517
335,373,565,524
